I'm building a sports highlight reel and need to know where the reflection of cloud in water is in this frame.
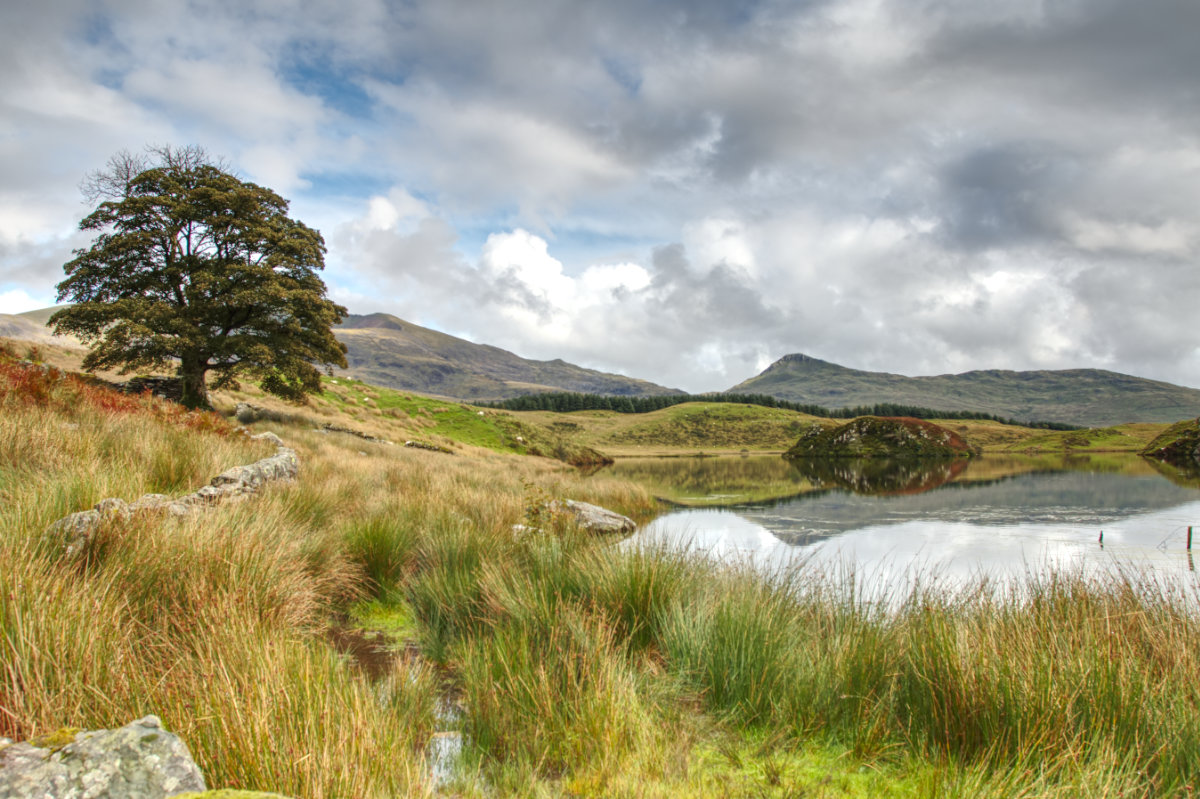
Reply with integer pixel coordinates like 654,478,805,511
743,471,1200,542
630,510,797,565
628,474,1200,591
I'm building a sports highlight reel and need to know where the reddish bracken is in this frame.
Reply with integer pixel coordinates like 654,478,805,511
0,355,232,436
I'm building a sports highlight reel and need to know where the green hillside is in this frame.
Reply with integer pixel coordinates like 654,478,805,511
731,353,1200,427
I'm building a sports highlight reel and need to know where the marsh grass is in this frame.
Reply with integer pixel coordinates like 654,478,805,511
5,352,1200,797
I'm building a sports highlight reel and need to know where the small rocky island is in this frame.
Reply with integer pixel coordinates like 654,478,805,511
1141,417,1200,466
783,416,979,461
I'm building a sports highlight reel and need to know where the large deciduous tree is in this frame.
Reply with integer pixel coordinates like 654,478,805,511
51,146,348,409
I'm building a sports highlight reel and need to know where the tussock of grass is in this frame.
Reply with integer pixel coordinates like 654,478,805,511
5,351,1200,797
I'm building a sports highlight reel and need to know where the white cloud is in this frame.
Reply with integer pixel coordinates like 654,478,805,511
0,288,50,314
5,0,1200,393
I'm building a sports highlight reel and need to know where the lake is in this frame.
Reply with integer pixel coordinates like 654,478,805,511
598,454,1200,591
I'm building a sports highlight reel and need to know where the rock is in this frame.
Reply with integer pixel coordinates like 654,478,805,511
320,423,391,445
550,499,636,535
118,377,183,402
249,432,286,448
233,403,262,424
404,440,454,454
783,416,979,461
95,497,131,517
0,715,206,798
48,509,101,538
209,448,299,492
46,438,299,554
130,494,173,511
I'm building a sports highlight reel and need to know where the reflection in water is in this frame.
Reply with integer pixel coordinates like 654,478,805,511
789,457,969,496
600,455,815,506
620,455,1200,590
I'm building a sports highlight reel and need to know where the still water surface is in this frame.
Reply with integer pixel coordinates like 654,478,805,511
601,455,1200,588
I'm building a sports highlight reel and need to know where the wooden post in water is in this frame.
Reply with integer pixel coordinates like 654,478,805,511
1099,530,1103,547
1188,526,1193,551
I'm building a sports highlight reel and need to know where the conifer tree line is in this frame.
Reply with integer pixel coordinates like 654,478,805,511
477,392,1079,430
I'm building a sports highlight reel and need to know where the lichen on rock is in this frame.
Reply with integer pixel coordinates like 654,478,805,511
46,434,299,556
0,715,206,798
550,499,637,535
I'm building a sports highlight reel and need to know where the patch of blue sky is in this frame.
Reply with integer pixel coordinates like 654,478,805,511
79,8,117,48
77,10,128,90
280,50,375,120
299,170,394,202
601,55,642,96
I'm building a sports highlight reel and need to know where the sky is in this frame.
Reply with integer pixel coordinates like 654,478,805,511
2,0,1199,393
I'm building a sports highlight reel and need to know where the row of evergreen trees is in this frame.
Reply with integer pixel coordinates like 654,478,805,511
477,391,1079,430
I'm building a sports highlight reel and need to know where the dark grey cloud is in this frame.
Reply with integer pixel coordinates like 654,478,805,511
3,0,1200,392
936,141,1083,250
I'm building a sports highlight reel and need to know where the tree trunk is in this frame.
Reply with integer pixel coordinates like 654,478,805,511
178,354,211,410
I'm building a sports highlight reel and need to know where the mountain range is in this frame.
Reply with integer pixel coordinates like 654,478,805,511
731,353,1200,427
6,307,1200,426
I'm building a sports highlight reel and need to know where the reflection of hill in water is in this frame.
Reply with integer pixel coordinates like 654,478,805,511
738,471,1200,547
602,456,815,506
1143,457,1200,490
789,458,969,496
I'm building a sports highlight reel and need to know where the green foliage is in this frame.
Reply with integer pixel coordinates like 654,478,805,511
51,146,347,409
480,391,1078,429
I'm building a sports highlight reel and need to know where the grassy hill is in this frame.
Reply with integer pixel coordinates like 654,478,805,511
2,308,679,401
0,308,69,345
731,353,1200,427
512,402,836,456
335,313,678,399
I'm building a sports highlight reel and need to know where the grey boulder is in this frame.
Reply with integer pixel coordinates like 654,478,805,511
0,715,206,798
551,499,636,535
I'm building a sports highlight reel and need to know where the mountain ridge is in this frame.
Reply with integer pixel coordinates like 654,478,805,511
335,312,681,399
730,352,1200,427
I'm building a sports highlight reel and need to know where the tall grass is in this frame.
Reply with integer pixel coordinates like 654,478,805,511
5,352,1200,796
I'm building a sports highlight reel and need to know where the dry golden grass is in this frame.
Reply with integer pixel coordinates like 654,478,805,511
5,341,1200,797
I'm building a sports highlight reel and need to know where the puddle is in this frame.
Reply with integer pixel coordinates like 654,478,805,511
327,619,468,792
427,730,463,789
426,695,466,791
325,622,405,681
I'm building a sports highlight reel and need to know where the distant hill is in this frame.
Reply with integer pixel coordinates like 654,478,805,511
0,308,678,400
0,308,70,345
334,313,679,399
729,353,1200,427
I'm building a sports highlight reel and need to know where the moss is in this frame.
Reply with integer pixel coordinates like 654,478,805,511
30,727,81,751
350,597,420,645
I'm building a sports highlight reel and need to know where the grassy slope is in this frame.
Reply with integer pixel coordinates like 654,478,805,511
502,402,1167,458
516,402,835,456
4,340,1200,796
335,312,680,400
0,335,1170,461
733,353,1200,427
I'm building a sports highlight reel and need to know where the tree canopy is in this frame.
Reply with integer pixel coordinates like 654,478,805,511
51,146,348,409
